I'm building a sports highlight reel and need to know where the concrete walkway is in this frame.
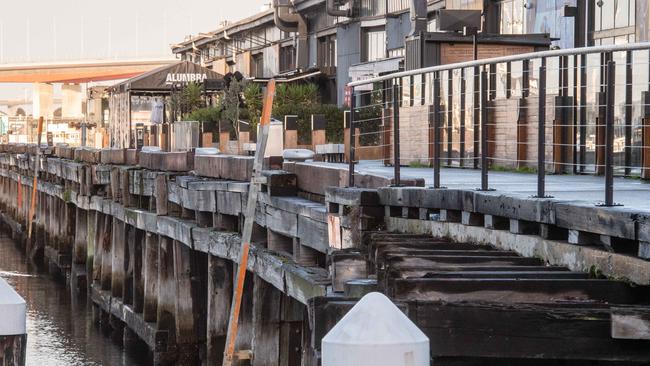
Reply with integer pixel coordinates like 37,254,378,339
313,161,650,212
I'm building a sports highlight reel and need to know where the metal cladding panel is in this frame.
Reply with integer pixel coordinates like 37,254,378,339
405,36,439,70
405,38,421,71
336,22,361,106
386,13,411,51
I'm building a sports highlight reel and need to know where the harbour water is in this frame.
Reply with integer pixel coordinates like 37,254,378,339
0,234,149,366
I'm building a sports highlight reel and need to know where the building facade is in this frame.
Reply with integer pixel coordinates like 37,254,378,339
171,0,650,106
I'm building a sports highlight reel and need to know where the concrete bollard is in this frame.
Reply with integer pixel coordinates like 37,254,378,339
322,292,429,366
0,278,27,366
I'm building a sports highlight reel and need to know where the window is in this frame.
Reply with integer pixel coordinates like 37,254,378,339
279,45,296,72
496,0,525,34
251,53,264,77
317,35,337,72
362,27,386,62
360,0,386,17
388,48,405,58
427,18,438,32
593,0,635,40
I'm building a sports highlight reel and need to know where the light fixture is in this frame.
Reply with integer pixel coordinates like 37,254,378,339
523,1,534,9
597,0,604,7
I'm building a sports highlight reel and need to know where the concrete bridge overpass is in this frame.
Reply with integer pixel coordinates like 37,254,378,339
0,58,176,119
0,58,176,84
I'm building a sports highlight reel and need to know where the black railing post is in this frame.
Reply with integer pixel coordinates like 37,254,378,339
473,65,480,169
392,83,401,185
624,51,632,176
348,89,356,187
459,68,466,167
604,59,616,206
480,69,489,191
537,62,547,198
433,73,442,188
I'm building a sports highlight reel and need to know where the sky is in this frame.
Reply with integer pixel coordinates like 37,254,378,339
0,0,264,99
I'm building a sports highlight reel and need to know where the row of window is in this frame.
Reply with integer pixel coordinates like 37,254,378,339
181,0,639,74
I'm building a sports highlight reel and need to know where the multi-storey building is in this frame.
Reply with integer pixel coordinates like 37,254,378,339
171,0,649,106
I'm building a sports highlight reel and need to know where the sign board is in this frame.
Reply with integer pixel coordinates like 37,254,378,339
344,85,352,107
111,61,225,92
165,73,208,84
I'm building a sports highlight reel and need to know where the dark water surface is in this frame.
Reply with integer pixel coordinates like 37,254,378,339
0,235,148,366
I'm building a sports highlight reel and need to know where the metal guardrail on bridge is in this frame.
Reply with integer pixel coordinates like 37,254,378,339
347,42,650,206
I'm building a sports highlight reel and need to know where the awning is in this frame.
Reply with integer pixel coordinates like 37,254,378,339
108,61,225,94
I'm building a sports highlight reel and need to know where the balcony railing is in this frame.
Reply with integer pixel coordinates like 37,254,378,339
347,42,650,206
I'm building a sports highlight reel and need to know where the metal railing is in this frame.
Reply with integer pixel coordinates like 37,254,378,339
347,42,650,206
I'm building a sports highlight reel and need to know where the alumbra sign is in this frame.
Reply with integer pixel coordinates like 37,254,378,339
165,73,209,84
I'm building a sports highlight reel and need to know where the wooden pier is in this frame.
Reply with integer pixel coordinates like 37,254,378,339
0,143,648,365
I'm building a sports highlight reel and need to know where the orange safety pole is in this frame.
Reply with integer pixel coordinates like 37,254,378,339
27,116,44,239
222,80,276,366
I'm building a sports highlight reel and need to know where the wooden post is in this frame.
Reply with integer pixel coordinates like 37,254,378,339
156,236,176,344
16,176,22,215
111,217,126,298
207,255,232,365
132,228,145,313
143,233,159,322
251,275,282,365
238,120,250,155
284,115,298,150
73,207,88,264
92,212,104,286
155,174,169,216
100,213,113,291
123,225,135,305
173,240,201,363
311,114,327,151
72,207,88,292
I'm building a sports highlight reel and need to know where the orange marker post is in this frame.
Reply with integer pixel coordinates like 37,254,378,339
27,116,44,240
222,79,276,366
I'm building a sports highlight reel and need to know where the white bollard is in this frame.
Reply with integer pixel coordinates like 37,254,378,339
322,292,429,366
0,277,27,364
194,147,220,156
282,148,315,162
141,146,162,152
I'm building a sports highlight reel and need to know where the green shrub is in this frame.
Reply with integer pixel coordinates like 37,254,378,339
241,82,345,145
